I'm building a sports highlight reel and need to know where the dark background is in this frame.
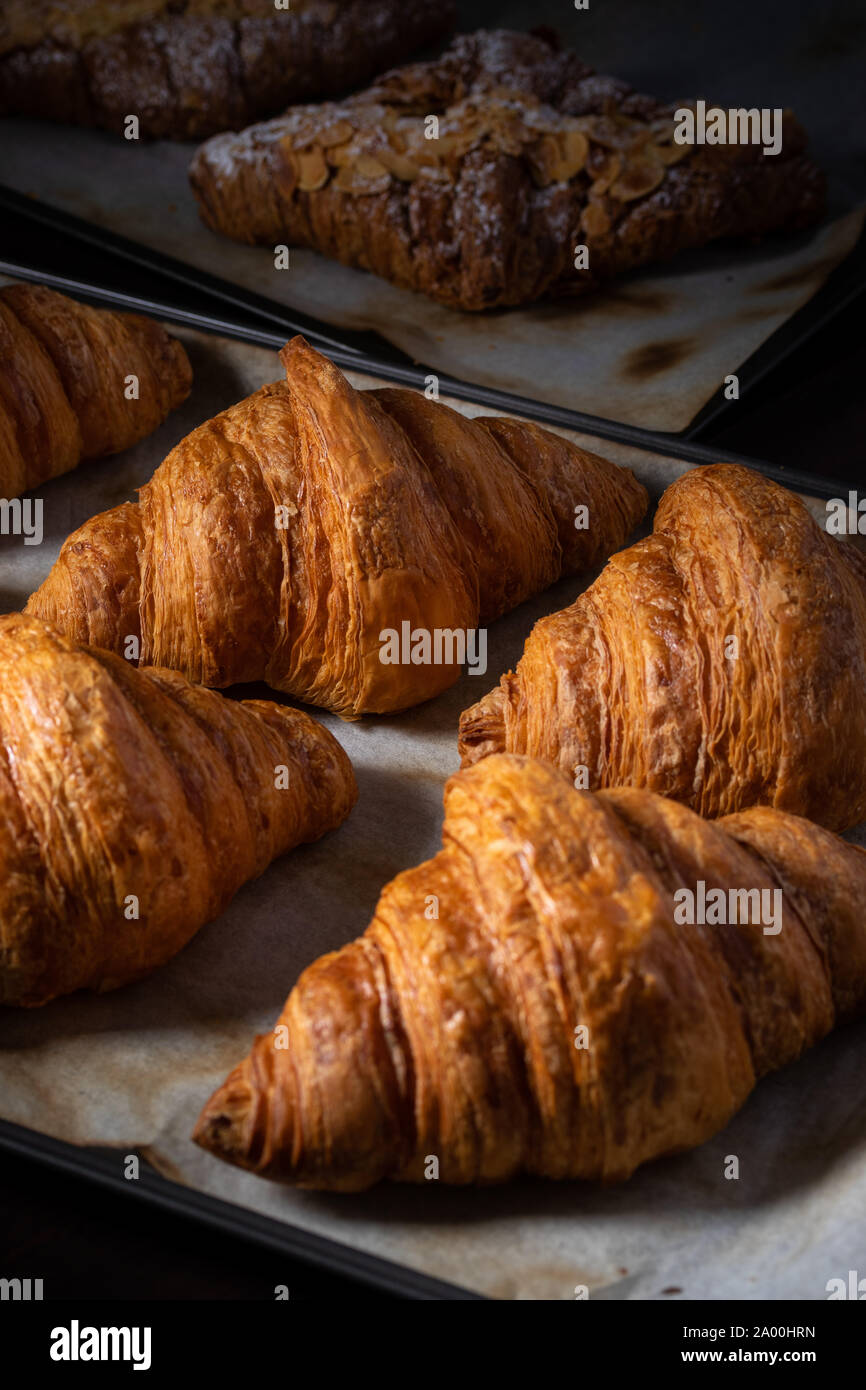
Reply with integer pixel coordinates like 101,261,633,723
1,0,864,1304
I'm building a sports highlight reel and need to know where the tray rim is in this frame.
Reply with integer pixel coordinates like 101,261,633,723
0,1118,483,1301
0,274,854,1305
0,253,854,502
1,180,863,464
684,214,866,440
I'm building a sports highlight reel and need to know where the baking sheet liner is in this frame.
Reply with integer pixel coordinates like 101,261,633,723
0,116,862,433
1,317,864,1301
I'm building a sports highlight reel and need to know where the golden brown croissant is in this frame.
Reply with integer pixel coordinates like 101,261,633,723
194,754,866,1191
460,464,866,832
0,612,356,1008
26,336,647,717
0,283,191,499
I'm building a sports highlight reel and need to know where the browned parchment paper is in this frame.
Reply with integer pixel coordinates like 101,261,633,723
1,316,864,1300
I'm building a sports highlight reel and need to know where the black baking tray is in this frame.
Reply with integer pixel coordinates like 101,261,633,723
0,1118,480,1300
0,269,853,1303
0,189,853,502
1,181,864,461
685,220,866,441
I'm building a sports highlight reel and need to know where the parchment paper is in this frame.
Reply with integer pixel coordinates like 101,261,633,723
1,117,862,433
1,317,864,1301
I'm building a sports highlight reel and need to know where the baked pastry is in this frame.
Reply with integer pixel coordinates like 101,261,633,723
190,28,826,311
0,1,456,141
0,612,357,1007
460,464,866,832
25,335,648,717
194,754,866,1190
0,282,191,500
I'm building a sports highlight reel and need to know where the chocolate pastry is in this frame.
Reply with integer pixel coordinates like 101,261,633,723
0,0,456,140
190,28,826,310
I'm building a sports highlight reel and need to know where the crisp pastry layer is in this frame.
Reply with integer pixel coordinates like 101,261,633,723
460,463,866,832
26,335,648,717
190,28,825,310
194,754,866,1190
0,282,191,499
0,612,357,1006
0,0,457,139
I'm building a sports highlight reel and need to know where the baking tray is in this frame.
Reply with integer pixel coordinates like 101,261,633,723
685,222,866,440
0,205,852,504
0,130,862,438
0,1117,477,1300
1,288,864,1302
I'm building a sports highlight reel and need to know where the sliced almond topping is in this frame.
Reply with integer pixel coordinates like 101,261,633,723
318,120,354,148
325,140,355,167
355,154,390,179
334,160,391,195
583,115,629,149
387,125,409,154
281,119,320,148
411,144,446,169
431,133,460,155
296,147,329,192
589,151,623,196
279,92,681,199
558,128,589,177
440,122,487,158
394,115,424,148
609,150,665,201
376,146,422,181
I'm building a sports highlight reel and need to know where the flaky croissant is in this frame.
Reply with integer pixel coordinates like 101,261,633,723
194,754,866,1191
0,283,191,499
460,464,866,832
193,756,866,1189
0,613,356,1008
26,336,647,717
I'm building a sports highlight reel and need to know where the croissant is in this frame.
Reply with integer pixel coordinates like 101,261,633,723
0,613,356,1007
26,336,647,717
460,464,866,833
0,283,191,499
194,754,866,1190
